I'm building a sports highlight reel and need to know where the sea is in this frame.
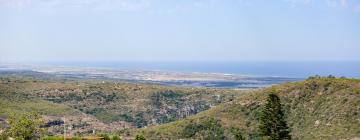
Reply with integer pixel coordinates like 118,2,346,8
32,61,360,79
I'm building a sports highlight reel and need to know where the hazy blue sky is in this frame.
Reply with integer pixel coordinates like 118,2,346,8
1,0,360,63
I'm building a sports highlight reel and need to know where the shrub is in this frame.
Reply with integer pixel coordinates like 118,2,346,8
41,136,64,140
182,122,201,137
134,113,147,128
182,118,224,139
230,127,245,140
4,112,45,140
135,134,146,140
97,133,111,140
112,135,122,140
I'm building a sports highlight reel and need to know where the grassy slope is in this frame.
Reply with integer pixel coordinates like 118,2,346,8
0,87,79,117
0,92,78,117
139,78,360,140
0,79,79,117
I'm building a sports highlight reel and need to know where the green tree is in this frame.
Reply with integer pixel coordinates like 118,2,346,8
134,113,147,128
4,112,45,140
182,118,224,140
135,134,146,140
259,93,291,140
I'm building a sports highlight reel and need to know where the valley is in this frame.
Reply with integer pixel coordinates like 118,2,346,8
0,70,247,136
0,69,358,139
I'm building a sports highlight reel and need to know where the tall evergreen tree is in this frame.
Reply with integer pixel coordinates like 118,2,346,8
259,93,291,140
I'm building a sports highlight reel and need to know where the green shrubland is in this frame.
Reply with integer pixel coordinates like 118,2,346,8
138,77,360,139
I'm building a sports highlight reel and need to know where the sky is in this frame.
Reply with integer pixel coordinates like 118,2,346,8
0,0,360,63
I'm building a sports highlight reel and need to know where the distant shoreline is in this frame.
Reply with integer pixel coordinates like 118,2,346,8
1,61,359,78
0,64,303,89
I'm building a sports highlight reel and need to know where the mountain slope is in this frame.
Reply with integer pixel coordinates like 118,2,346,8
0,73,246,135
138,77,360,140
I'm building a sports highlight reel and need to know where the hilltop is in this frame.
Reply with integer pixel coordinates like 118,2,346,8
136,77,360,140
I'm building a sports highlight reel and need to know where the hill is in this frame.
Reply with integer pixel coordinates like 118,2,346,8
0,72,246,136
137,77,360,140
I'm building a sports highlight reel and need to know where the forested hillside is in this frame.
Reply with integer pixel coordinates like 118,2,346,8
0,73,245,136
137,77,360,140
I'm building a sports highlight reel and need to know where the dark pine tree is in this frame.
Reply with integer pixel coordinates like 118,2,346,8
259,93,291,140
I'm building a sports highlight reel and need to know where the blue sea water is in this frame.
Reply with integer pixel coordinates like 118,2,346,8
34,61,360,78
